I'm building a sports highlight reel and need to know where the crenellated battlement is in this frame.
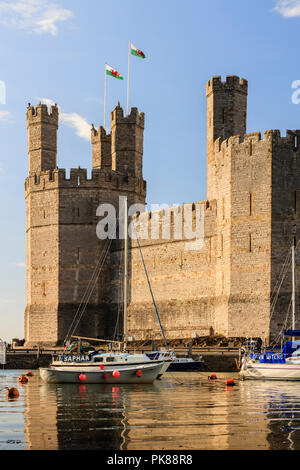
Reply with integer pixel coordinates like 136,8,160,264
27,103,58,126
91,124,110,140
128,200,216,248
206,75,248,97
111,103,144,128
25,167,147,196
213,129,300,155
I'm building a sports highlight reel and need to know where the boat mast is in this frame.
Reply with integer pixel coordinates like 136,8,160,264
123,197,128,351
292,242,296,338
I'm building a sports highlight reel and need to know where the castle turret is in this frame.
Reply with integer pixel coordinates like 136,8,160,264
27,103,58,175
206,75,248,200
25,102,147,346
110,103,144,179
91,125,112,170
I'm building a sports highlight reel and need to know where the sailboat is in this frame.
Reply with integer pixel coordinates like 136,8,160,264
40,198,173,384
240,242,300,381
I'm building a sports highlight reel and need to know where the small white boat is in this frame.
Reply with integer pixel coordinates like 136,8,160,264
240,346,300,381
40,361,163,384
40,349,173,384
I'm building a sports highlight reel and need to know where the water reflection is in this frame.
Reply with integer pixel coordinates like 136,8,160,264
3,371,300,449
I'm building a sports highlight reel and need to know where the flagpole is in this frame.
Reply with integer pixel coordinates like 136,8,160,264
127,41,131,116
104,63,107,130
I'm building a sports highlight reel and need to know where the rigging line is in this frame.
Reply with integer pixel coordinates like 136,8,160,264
273,300,291,346
270,252,293,319
65,235,113,343
133,223,169,350
270,240,300,321
64,240,110,343
270,298,292,348
113,239,124,340
270,249,292,304
64,237,112,343
71,238,113,338
70,241,112,340
270,245,294,304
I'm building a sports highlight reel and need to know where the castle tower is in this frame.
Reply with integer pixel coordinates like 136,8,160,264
205,76,300,343
25,103,146,346
206,76,248,200
91,125,111,170
111,104,144,181
27,103,58,175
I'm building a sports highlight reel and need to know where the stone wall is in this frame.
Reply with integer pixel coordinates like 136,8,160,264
110,201,217,340
24,76,300,345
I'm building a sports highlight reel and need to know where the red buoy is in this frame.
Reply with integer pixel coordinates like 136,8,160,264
112,370,120,378
226,378,235,386
208,374,217,380
79,374,87,382
18,375,28,384
100,364,104,370
6,388,19,399
136,369,143,378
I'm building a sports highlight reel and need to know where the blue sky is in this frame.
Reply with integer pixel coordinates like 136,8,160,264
0,0,300,341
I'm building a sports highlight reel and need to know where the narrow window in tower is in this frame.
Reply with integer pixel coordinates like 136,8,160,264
77,247,80,262
249,140,253,156
294,135,298,151
77,176,80,186
221,234,224,257
249,233,253,253
77,208,80,217
249,192,253,216
43,210,46,219
294,236,297,248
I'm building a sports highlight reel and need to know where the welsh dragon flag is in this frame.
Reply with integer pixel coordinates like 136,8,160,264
131,43,146,59
106,64,124,80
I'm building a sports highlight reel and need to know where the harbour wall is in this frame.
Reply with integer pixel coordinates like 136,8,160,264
3,349,239,372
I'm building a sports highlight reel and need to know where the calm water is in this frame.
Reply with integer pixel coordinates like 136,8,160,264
1,370,300,450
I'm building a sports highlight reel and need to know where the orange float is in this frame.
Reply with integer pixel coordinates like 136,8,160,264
6,388,19,399
225,378,235,386
18,375,28,384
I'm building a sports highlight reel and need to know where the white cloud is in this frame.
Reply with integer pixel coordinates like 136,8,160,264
38,97,91,141
60,112,91,141
0,111,11,122
0,0,73,35
274,0,300,17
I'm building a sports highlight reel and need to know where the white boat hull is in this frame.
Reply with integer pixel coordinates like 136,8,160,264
40,362,163,384
240,360,300,381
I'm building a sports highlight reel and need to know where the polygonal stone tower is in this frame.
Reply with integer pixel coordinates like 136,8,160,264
25,103,146,346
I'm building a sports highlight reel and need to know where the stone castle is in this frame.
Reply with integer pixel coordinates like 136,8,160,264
25,75,300,346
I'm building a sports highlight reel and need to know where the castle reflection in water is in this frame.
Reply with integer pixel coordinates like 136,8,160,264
20,374,300,450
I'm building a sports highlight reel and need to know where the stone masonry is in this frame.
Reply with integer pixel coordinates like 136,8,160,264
25,76,300,346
